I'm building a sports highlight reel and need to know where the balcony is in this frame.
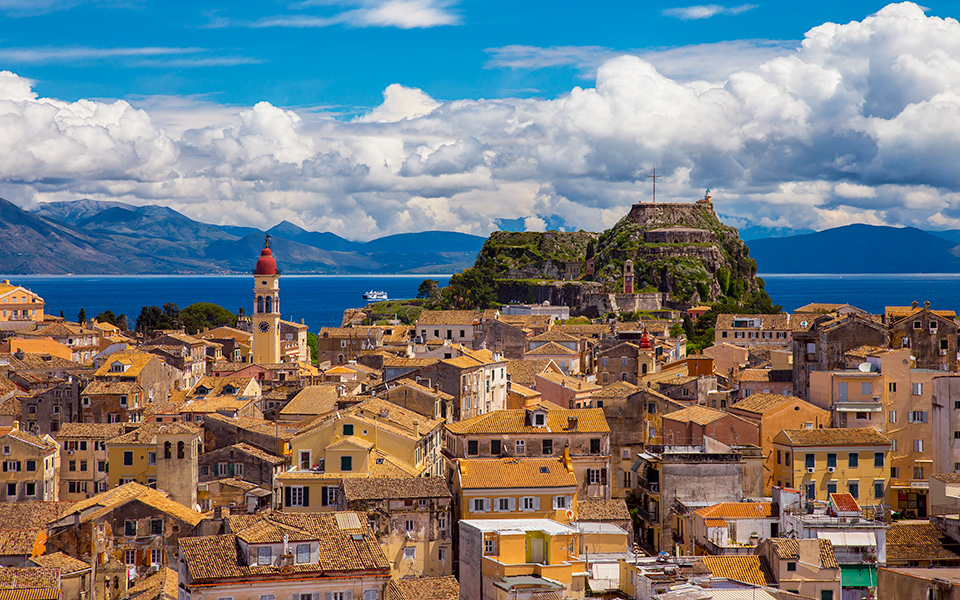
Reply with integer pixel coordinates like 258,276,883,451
639,478,660,494
637,507,658,523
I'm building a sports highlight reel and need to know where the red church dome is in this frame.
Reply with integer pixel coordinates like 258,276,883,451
254,241,278,275
639,328,652,349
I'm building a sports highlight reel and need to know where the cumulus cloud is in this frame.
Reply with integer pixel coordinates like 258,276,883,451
662,4,757,20
11,2,960,239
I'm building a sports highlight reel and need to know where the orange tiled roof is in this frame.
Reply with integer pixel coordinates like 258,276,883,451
446,407,608,434
694,502,774,519
662,406,730,426
458,457,577,490
770,538,839,569
699,555,775,586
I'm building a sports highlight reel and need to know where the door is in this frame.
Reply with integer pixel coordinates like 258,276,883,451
530,537,544,564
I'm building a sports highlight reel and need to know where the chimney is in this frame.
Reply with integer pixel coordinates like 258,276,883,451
912,301,919,308
798,538,820,568
925,301,931,309
567,415,578,430
413,419,420,437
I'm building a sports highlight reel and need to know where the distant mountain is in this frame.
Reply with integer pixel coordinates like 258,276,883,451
4,198,484,274
749,224,960,273
926,230,960,244
737,225,815,241
33,199,135,224
361,231,486,254
267,221,360,252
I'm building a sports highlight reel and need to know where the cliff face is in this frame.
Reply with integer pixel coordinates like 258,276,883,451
476,197,760,306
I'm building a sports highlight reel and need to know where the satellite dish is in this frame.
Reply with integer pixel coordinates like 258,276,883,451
858,363,872,372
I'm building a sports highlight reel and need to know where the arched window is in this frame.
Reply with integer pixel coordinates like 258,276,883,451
163,441,171,459
177,441,185,459
257,296,264,313
265,296,272,313
641,363,648,374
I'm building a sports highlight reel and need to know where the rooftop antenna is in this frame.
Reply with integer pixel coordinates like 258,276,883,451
647,168,661,203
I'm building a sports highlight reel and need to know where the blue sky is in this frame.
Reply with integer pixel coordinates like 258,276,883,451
4,1,932,110
3,1,960,240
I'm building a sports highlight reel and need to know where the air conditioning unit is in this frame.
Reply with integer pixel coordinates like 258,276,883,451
827,467,835,473
806,467,816,474
941,350,949,356
67,450,74,455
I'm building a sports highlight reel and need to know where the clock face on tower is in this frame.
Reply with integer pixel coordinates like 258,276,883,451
258,321,271,333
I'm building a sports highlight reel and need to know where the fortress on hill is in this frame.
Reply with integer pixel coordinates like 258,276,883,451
473,191,761,316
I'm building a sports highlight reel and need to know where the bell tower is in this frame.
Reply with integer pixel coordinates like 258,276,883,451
253,235,282,364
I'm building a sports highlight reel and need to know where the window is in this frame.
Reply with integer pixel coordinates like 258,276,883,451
554,495,569,509
287,486,306,507
343,424,354,436
874,452,885,467
257,546,271,566
515,440,525,455
467,440,479,456
821,591,834,600
296,544,310,564
98,461,107,473
827,482,837,495
914,439,924,452
874,481,885,498
913,383,924,396
588,468,606,484
69,460,76,472
491,439,501,455
147,452,156,465
534,413,546,426
914,320,923,330
590,438,601,454
915,466,925,480
805,483,815,500
178,441,185,459
942,339,950,350
787,562,797,572
848,482,859,499
893,466,900,478
484,539,496,555
542,439,553,455
5,482,14,496
340,456,353,471
521,496,537,511
777,450,782,465
909,411,928,423
439,548,446,564
805,454,815,469
848,452,859,468
217,463,228,477
889,410,897,424
471,498,488,512
856,412,869,420
80,460,88,472
496,498,512,512
827,453,837,468
438,516,447,531
861,382,871,395
405,519,415,532
261,596,275,600
125,520,137,536
123,451,133,466
151,519,163,535
785,453,791,466
403,547,416,561
125,550,136,565
151,549,162,565
890,382,897,393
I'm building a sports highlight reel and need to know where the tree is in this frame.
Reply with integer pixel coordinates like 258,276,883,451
77,308,86,323
95,310,119,326
417,279,440,299
136,303,181,335
59,310,64,319
444,264,498,309
307,331,318,365
180,303,236,334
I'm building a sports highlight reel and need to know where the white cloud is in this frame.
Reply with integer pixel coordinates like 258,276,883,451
220,0,459,30
10,2,960,240
662,4,757,20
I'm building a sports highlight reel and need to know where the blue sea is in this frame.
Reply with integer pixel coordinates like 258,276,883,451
3,273,960,332
0,275,450,331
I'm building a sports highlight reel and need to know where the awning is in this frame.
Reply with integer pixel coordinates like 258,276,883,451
836,405,882,412
817,531,877,547
841,565,876,588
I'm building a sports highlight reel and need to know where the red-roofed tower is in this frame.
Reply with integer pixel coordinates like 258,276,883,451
253,235,281,364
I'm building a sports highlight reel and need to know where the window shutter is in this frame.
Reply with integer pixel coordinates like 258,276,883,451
2,463,6,473
508,498,516,511
552,496,559,510
566,495,573,509
533,497,540,510
284,487,291,507
302,486,309,507
345,593,353,600
492,498,501,512
601,468,608,485
321,486,329,506
313,593,321,600
325,594,333,600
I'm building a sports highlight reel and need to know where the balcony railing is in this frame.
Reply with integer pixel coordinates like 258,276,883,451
639,478,660,494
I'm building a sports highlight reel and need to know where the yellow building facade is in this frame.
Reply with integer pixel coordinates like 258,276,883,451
0,280,44,322
772,428,891,505
280,398,444,512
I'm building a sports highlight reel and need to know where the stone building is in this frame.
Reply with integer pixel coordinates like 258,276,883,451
198,442,285,501
887,302,959,372
316,326,383,366
338,477,453,579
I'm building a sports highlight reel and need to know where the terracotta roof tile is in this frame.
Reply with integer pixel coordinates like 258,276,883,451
525,342,578,356
591,381,639,399
54,423,125,441
932,473,960,483
417,310,483,326
730,393,801,414
887,523,960,563
770,539,839,569
576,498,630,521
694,502,774,519
341,477,451,501
29,552,89,574
0,568,61,592
698,555,775,586
829,493,860,513
64,482,204,526
446,407,608,434
662,406,731,426
505,359,559,386
776,428,890,447
458,457,577,490
387,576,459,600
127,567,178,600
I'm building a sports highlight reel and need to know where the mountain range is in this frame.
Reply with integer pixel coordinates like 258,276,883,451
1,198,486,275
748,224,960,273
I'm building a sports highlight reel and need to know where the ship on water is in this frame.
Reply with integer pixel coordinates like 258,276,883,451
362,290,388,301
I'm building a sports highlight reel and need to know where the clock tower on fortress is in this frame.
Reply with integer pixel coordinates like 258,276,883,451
252,235,281,364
